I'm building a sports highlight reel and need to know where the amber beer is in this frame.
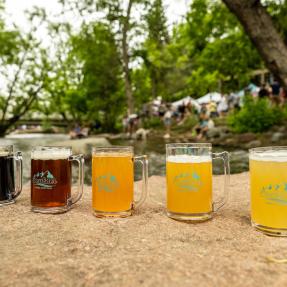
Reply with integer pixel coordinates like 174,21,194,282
31,146,84,213
250,147,287,236
92,146,148,217
31,159,71,208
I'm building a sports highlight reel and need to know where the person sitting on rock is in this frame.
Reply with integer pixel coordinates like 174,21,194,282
194,108,210,140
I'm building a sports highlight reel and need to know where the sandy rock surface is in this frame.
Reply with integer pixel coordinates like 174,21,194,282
1,173,287,287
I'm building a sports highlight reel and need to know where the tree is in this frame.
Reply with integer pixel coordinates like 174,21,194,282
0,5,50,136
142,0,170,99
222,0,287,89
42,20,125,132
59,0,149,115
71,22,125,131
180,0,262,96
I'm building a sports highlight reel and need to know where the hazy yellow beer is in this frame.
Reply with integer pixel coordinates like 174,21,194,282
167,155,212,214
250,147,287,235
166,143,230,222
92,147,148,217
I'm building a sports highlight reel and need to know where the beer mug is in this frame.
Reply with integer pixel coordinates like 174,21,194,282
166,143,230,221
250,147,287,236
31,146,84,213
92,146,148,217
0,145,22,206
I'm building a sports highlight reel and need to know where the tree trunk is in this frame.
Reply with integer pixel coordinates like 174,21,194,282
222,0,287,89
0,124,10,137
122,0,134,115
0,85,42,136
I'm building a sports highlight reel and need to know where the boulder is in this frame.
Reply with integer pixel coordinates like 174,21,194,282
238,133,257,143
206,127,222,139
277,126,286,133
271,132,285,143
245,140,262,149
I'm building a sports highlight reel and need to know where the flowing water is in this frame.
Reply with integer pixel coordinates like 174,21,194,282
1,133,249,185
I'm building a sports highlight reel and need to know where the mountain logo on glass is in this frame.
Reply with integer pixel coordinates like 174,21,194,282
174,172,202,192
33,170,58,190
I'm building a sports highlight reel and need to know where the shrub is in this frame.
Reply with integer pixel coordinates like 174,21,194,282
227,96,284,133
172,114,198,132
143,117,163,129
42,118,54,133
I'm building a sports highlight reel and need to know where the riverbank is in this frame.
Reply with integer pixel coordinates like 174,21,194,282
1,173,287,287
95,118,287,150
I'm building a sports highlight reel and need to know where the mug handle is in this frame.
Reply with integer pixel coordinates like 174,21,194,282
69,154,84,206
133,155,148,209
212,151,230,212
11,151,23,200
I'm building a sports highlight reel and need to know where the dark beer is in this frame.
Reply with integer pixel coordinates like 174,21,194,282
0,155,15,201
31,159,71,207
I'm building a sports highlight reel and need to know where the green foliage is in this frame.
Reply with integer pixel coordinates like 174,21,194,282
0,4,50,135
227,96,285,133
72,23,124,131
137,0,170,101
172,115,198,133
42,118,53,133
0,1,20,64
266,0,287,41
44,21,124,132
184,0,262,96
143,117,163,129
1,0,286,136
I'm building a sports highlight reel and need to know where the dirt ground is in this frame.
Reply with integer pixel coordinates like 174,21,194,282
1,173,287,287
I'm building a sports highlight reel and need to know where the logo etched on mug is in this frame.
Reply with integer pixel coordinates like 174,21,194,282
95,174,119,192
261,183,287,205
174,172,202,192
33,170,58,190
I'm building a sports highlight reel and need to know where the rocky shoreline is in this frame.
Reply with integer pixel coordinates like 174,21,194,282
96,122,287,150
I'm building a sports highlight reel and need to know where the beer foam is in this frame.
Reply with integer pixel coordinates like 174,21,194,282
32,149,71,160
0,151,11,157
94,152,133,157
167,154,211,163
250,151,287,162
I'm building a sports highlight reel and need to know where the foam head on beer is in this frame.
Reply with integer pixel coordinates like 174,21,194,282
32,148,72,160
249,150,287,162
167,154,212,163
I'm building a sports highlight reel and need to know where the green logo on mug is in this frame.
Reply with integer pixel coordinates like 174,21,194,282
96,174,119,192
261,183,287,205
174,172,202,192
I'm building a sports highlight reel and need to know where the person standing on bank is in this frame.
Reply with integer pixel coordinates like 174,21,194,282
163,104,173,139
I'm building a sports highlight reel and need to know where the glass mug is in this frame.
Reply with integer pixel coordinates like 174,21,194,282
250,147,287,236
0,145,22,206
166,143,230,221
92,146,148,217
31,146,84,214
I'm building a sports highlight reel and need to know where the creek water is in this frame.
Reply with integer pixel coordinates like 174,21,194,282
2,133,249,185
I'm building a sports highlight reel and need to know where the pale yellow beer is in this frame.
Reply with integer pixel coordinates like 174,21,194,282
250,150,287,230
166,155,212,214
92,153,134,213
